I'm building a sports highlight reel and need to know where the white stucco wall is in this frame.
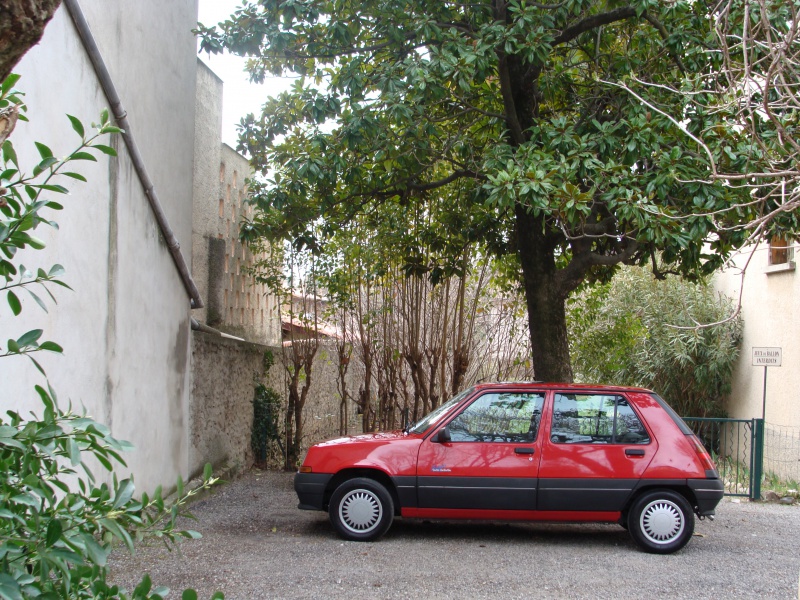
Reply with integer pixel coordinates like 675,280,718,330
0,1,199,492
714,243,799,429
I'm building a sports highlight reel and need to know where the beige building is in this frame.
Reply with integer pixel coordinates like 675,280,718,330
714,238,800,482
192,61,281,345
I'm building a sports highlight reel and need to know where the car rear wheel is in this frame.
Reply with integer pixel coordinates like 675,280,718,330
627,490,694,554
329,477,394,541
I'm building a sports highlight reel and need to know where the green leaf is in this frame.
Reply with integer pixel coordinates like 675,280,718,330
28,355,46,376
25,289,48,312
182,590,199,600
63,172,87,182
113,479,136,509
16,329,43,347
70,152,97,162
1,73,21,93
67,114,85,137
68,438,81,466
34,141,54,159
0,573,24,600
46,519,63,547
80,533,109,566
38,341,63,353
7,290,21,315
92,144,117,156
48,264,66,278
133,574,153,597
37,183,68,193
33,156,59,176
2,140,18,165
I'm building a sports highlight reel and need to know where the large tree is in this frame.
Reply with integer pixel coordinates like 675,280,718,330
199,0,752,381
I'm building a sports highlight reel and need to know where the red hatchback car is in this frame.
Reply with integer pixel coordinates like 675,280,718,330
295,383,723,553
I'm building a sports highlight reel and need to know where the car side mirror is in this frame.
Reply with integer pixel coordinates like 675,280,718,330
433,426,451,444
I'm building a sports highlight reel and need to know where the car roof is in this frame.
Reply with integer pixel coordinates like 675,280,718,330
471,381,654,394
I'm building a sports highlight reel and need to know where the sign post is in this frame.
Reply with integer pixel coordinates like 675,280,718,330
752,347,782,420
751,347,781,501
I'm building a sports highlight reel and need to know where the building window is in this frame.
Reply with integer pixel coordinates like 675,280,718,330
767,236,795,273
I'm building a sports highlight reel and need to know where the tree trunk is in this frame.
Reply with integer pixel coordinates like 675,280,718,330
515,205,574,383
0,0,62,82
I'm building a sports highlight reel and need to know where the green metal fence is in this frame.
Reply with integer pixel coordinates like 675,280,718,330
683,417,764,500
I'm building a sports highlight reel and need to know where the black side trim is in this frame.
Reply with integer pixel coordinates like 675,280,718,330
392,475,417,508
417,476,536,510
688,478,724,516
538,478,637,511
294,472,333,511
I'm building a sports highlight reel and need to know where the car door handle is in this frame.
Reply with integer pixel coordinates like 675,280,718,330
514,447,535,455
625,448,646,457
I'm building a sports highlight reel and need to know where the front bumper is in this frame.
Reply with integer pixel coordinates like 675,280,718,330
294,472,333,511
689,478,725,516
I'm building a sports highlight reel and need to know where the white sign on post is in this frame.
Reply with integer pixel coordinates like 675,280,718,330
752,347,782,367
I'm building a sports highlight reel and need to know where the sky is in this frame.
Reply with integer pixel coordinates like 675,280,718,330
196,0,292,147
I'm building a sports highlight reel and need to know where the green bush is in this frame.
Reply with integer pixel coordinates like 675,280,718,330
568,266,743,417
251,351,284,468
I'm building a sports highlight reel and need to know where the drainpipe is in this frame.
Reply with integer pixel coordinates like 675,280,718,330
63,0,204,309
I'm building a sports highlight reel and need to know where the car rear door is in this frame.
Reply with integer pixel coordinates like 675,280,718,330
415,390,545,512
537,391,656,512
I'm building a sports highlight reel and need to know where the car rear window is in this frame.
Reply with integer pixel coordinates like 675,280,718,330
550,393,650,444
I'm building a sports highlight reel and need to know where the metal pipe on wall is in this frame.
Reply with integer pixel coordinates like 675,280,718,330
63,0,204,309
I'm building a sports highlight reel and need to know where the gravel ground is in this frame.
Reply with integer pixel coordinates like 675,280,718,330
110,469,800,600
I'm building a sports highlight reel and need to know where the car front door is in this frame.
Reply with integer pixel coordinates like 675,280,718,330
415,391,545,513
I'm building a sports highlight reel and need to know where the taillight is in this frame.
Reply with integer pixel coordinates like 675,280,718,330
689,434,717,474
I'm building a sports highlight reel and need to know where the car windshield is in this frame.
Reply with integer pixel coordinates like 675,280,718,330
408,387,474,434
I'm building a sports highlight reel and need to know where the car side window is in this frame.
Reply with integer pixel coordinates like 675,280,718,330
550,394,650,445
448,392,545,443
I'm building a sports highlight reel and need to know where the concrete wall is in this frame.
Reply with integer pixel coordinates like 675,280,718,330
192,60,281,346
190,331,268,476
714,243,800,482
1,1,199,492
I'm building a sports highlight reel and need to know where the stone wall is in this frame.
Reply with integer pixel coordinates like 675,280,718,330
190,333,360,475
190,331,271,476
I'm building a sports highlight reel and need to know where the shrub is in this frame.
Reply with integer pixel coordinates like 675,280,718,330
568,266,743,417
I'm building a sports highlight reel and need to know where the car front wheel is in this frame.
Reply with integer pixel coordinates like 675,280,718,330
627,490,695,554
329,477,394,541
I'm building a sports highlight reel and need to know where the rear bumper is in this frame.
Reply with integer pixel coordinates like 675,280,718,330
689,478,724,516
294,472,333,511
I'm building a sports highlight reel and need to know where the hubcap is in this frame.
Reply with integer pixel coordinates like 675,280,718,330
339,489,382,534
640,499,684,545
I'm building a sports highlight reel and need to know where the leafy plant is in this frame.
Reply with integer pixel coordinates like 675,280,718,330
199,1,755,382
251,351,284,468
568,266,743,417
0,385,220,600
0,75,223,599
